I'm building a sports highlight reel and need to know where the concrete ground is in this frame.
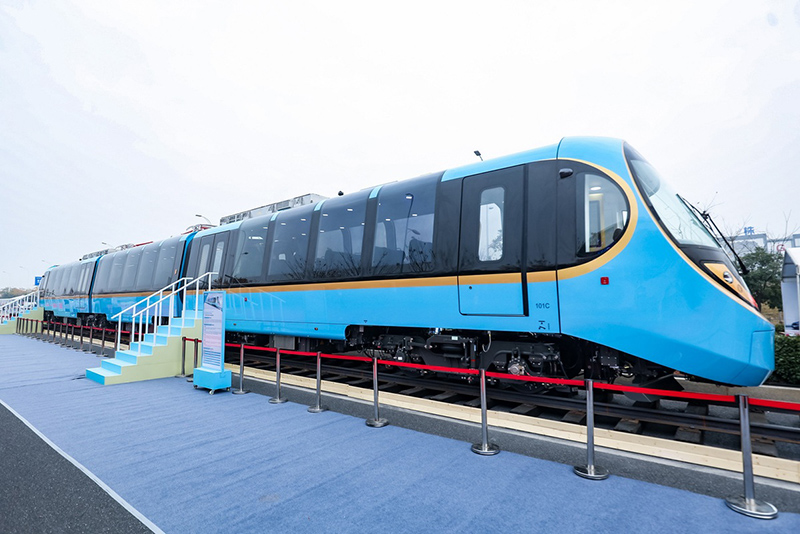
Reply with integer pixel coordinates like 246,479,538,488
1,335,799,533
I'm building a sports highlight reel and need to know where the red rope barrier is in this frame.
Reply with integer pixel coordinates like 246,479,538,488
749,398,800,412
485,371,583,386
594,382,736,403
215,342,799,412
380,359,480,375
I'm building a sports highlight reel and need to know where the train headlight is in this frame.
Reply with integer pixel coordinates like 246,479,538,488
702,261,758,308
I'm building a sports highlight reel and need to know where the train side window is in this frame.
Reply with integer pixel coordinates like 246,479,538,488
267,205,314,283
134,243,160,292
66,264,82,296
209,233,228,287
152,237,181,289
231,218,270,285
478,187,505,262
576,173,628,258
196,238,213,277
107,251,128,292
120,247,143,292
94,256,113,294
50,268,64,297
313,192,368,279
372,175,437,275
78,263,93,295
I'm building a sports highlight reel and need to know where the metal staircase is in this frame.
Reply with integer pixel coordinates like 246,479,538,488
86,273,217,385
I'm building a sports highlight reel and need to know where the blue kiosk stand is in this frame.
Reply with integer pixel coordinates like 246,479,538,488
193,291,231,394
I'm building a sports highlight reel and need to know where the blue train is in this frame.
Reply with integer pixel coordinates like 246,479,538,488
38,137,774,387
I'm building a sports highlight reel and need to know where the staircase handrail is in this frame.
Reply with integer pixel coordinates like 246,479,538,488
180,272,218,318
114,273,217,353
109,278,191,321
113,277,191,351
0,289,39,322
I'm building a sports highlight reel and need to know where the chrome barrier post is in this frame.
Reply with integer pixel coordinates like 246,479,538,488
79,325,84,351
178,337,188,377
366,356,388,427
308,352,327,413
99,327,106,357
725,395,778,519
232,344,249,395
187,339,198,382
87,326,94,354
574,379,609,480
471,368,499,455
269,349,287,404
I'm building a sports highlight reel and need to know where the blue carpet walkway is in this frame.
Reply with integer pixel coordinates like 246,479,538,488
1,335,798,533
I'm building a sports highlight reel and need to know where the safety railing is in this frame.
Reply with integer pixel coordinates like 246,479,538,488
0,289,39,323
221,341,800,520
111,273,216,353
180,272,218,318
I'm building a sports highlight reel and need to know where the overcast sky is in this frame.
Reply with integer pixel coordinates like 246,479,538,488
2,0,799,289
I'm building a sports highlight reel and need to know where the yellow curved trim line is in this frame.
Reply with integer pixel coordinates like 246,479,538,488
225,271,558,295
556,158,639,281
622,148,766,319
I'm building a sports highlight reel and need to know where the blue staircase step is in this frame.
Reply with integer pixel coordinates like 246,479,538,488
86,367,118,385
157,325,183,336
101,358,135,374
128,342,154,355
143,333,169,345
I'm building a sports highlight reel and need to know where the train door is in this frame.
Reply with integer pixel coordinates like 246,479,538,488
458,166,525,316
525,161,560,332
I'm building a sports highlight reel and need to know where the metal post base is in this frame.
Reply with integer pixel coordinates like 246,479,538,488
366,418,389,428
232,389,250,395
573,465,609,480
725,496,778,520
269,396,287,404
308,405,328,413
471,443,500,456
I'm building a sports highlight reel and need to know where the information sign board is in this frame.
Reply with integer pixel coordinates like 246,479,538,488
192,291,231,392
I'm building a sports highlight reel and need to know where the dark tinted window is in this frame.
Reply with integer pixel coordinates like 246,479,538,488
134,243,160,291
65,264,82,296
372,175,437,275
152,237,181,289
119,247,143,292
230,217,270,285
209,233,229,288
575,172,628,259
267,205,314,283
93,257,113,294
107,251,127,292
313,192,368,279
77,262,94,295
50,267,64,297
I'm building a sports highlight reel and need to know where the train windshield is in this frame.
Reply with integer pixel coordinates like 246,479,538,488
625,147,719,248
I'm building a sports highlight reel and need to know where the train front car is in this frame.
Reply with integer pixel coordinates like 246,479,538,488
557,137,774,387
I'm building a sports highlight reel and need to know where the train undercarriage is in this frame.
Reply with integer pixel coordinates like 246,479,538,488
228,325,678,392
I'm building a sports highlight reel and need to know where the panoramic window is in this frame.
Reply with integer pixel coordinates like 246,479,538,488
267,205,314,283
65,264,82,296
372,176,437,275
576,173,628,257
152,237,181,289
313,192,368,279
626,149,718,248
93,256,113,294
231,217,270,285
107,251,128,292
119,247,144,292
478,187,505,262
134,243,161,291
